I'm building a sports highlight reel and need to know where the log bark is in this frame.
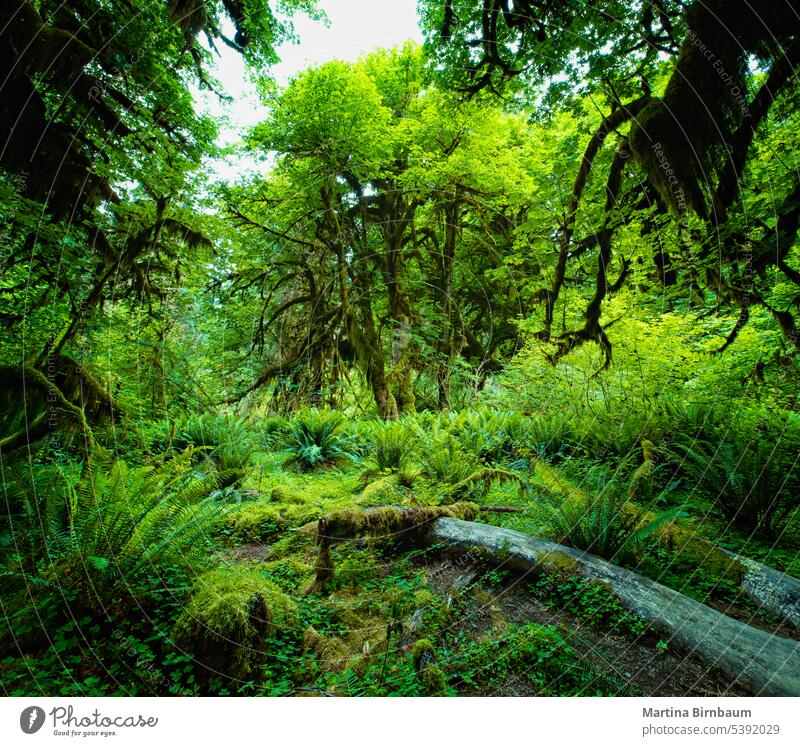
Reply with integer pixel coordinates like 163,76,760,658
534,460,800,630
721,549,800,630
426,518,800,696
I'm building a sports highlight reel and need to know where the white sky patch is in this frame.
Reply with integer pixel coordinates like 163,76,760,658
194,0,423,183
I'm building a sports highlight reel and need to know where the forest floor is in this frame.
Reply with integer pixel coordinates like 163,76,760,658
3,416,799,697
210,451,797,697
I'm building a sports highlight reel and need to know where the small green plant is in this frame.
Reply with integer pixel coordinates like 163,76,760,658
284,409,355,470
262,414,290,446
371,419,415,471
533,471,686,563
534,574,648,637
448,622,614,695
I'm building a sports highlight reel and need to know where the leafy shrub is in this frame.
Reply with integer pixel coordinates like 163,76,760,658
261,414,290,447
533,573,648,636
663,400,724,443
0,457,73,574
284,409,355,470
571,412,651,460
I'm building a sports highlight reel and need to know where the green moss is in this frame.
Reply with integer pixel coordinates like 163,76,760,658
318,502,479,542
420,664,447,696
412,638,434,670
663,527,745,582
361,474,400,501
173,566,298,682
413,589,435,607
537,549,580,574
303,627,350,673
226,502,320,543
309,503,480,592
268,485,307,504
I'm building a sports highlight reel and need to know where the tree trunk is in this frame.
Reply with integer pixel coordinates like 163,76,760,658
437,200,459,409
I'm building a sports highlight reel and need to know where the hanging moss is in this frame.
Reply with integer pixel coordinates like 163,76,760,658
629,0,800,216
628,439,656,499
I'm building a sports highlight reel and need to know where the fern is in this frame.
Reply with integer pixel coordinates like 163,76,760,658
526,413,573,461
668,432,799,537
2,450,227,612
453,409,527,463
283,408,355,470
417,433,473,484
534,474,686,563
371,419,415,471
172,413,254,487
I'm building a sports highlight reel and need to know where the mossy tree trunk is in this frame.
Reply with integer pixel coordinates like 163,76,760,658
436,199,461,409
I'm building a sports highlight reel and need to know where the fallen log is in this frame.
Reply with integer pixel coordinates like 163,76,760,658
720,548,800,629
306,502,480,593
426,517,800,696
534,460,800,629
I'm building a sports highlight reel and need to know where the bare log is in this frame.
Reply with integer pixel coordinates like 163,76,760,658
426,518,800,696
720,549,800,630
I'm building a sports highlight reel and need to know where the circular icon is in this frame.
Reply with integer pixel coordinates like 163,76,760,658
20,706,45,735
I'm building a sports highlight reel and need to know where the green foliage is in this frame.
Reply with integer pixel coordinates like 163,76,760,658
667,424,800,538
370,419,415,471
525,414,575,461
532,574,649,638
533,470,686,563
172,413,255,488
453,409,528,463
262,415,290,447
415,421,474,485
4,0,800,702
2,450,225,613
283,409,355,470
448,622,613,696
